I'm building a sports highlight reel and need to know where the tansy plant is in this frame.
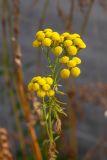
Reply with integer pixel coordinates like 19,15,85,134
28,28,86,159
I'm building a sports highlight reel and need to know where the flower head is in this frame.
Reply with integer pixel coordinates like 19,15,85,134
73,38,86,48
67,60,76,68
51,32,60,41
59,56,69,64
52,46,63,56
72,57,81,64
71,67,81,77
67,46,77,56
42,38,52,47
32,40,41,48
60,69,70,79
36,31,45,41
46,90,55,97
64,40,73,47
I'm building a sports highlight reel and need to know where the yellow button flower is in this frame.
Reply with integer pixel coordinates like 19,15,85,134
32,40,41,47
42,38,52,47
28,82,33,91
72,57,81,64
52,46,63,56
37,90,46,97
67,46,77,56
44,28,53,32
67,60,76,68
61,32,70,38
59,56,69,64
35,31,43,36
60,69,70,79
73,38,86,48
33,83,40,91
36,31,45,41
43,77,47,81
47,90,55,97
67,34,80,40
31,76,41,82
71,67,81,77
45,31,53,38
64,40,73,47
59,36,64,43
42,84,50,91
38,78,46,85
51,32,60,41
46,77,53,85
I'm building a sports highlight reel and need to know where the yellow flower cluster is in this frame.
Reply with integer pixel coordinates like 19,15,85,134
60,56,81,79
32,28,86,79
28,76,55,98
32,28,86,57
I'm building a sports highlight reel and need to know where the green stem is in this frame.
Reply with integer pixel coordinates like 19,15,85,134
42,98,50,138
46,48,51,66
48,104,53,142
54,64,62,84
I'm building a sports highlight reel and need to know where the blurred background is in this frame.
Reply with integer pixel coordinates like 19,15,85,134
0,0,107,159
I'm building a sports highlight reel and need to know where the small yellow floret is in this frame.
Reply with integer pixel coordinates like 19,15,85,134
59,36,64,43
67,60,76,68
67,46,77,56
42,84,50,91
64,40,73,47
35,31,43,36
47,90,55,97
59,56,69,64
31,76,41,82
72,57,81,64
51,32,60,41
71,67,81,77
73,38,86,48
60,69,70,79
52,46,63,56
36,31,45,41
45,31,53,38
32,40,41,47
28,83,33,91
33,83,40,91
67,34,80,40
37,90,46,97
42,38,52,47
44,28,53,32
46,77,53,85
61,32,70,38
38,78,46,85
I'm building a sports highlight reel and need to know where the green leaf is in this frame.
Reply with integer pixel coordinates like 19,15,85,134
55,98,66,105
56,90,65,95
46,113,49,120
54,136,60,142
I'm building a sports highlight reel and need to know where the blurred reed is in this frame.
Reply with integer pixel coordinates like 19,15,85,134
1,0,27,159
11,0,42,159
0,128,13,160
